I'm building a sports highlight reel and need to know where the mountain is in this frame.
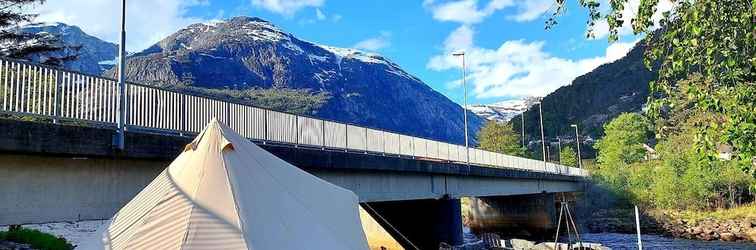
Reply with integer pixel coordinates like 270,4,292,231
17,23,118,75
512,42,657,141
469,97,540,123
106,17,483,144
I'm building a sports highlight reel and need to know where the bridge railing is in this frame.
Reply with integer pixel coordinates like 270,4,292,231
0,57,588,177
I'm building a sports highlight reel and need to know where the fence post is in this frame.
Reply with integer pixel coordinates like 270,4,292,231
263,109,268,144
180,94,186,136
225,102,230,126
52,70,62,124
321,119,325,149
294,115,299,147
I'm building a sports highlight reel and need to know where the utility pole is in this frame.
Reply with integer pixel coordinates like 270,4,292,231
116,0,127,150
537,102,546,168
521,110,525,148
571,124,582,168
452,51,469,165
557,136,562,163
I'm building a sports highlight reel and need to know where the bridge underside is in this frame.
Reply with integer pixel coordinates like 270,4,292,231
0,119,583,225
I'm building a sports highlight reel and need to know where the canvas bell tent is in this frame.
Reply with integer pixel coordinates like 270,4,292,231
84,119,369,250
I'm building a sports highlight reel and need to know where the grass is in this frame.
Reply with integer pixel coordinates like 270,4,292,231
677,203,756,222
653,202,756,225
0,227,74,250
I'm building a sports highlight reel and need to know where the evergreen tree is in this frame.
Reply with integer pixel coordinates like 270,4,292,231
0,0,72,64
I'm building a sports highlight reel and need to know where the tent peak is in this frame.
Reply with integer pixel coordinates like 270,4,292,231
184,118,235,152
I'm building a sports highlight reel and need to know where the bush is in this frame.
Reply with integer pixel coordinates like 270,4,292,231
0,227,73,250
590,113,756,211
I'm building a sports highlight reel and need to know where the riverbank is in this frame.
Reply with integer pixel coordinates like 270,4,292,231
583,204,756,243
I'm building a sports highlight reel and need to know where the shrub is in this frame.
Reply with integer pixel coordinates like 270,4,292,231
0,227,74,250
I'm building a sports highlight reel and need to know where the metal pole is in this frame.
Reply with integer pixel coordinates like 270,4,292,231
538,102,546,167
521,110,525,148
115,0,126,150
635,205,643,250
557,136,562,163
572,124,582,168
453,52,469,165
462,54,469,165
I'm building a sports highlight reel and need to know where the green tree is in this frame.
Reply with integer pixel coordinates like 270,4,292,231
0,0,72,64
552,0,755,177
595,113,652,166
559,146,578,168
477,121,526,157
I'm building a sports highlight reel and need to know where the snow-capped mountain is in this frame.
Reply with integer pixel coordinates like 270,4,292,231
16,22,118,75
106,17,483,144
468,97,540,123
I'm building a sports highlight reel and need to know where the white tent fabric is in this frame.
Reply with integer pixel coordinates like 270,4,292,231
88,119,369,250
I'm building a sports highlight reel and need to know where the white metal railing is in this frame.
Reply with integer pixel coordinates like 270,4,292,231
0,57,588,177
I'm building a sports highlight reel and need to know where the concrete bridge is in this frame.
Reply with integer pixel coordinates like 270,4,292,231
0,58,587,249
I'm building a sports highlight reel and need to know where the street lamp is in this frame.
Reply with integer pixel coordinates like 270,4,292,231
521,109,525,148
452,51,469,165
557,136,562,163
571,124,582,168
116,0,127,150
535,101,546,168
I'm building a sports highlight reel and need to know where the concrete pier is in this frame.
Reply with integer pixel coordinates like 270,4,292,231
364,198,464,249
466,193,558,237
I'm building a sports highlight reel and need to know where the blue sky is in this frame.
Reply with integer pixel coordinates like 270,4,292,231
34,0,662,105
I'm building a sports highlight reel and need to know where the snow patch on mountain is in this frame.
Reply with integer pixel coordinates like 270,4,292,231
468,98,538,123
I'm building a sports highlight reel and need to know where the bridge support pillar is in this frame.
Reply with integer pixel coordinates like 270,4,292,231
466,193,558,239
364,198,464,249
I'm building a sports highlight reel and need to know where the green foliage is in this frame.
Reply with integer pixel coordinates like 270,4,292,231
559,146,578,168
0,227,74,250
590,112,756,210
166,85,331,115
558,0,755,178
477,120,527,157
594,113,651,166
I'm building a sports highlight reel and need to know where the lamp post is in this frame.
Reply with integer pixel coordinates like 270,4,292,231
557,136,562,163
521,109,525,148
116,0,127,150
452,51,469,165
536,101,546,168
571,124,582,168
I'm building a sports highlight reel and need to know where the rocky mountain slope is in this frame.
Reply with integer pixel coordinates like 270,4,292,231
468,97,540,123
17,23,118,75
513,42,657,140
106,17,483,144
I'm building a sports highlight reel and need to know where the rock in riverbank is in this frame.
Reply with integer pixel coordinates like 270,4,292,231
584,208,756,243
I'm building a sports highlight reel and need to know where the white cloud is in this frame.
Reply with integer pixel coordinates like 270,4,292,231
428,28,638,98
591,0,675,39
508,0,552,22
315,8,326,20
251,0,324,16
423,0,551,24
353,32,391,51
33,0,206,52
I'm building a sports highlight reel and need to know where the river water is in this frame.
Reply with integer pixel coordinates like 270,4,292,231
576,233,756,249
462,227,756,249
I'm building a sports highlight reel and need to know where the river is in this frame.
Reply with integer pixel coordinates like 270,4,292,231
462,227,756,249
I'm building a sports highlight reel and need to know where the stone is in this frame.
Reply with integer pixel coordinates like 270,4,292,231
508,239,536,250
720,232,735,241
747,228,756,242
